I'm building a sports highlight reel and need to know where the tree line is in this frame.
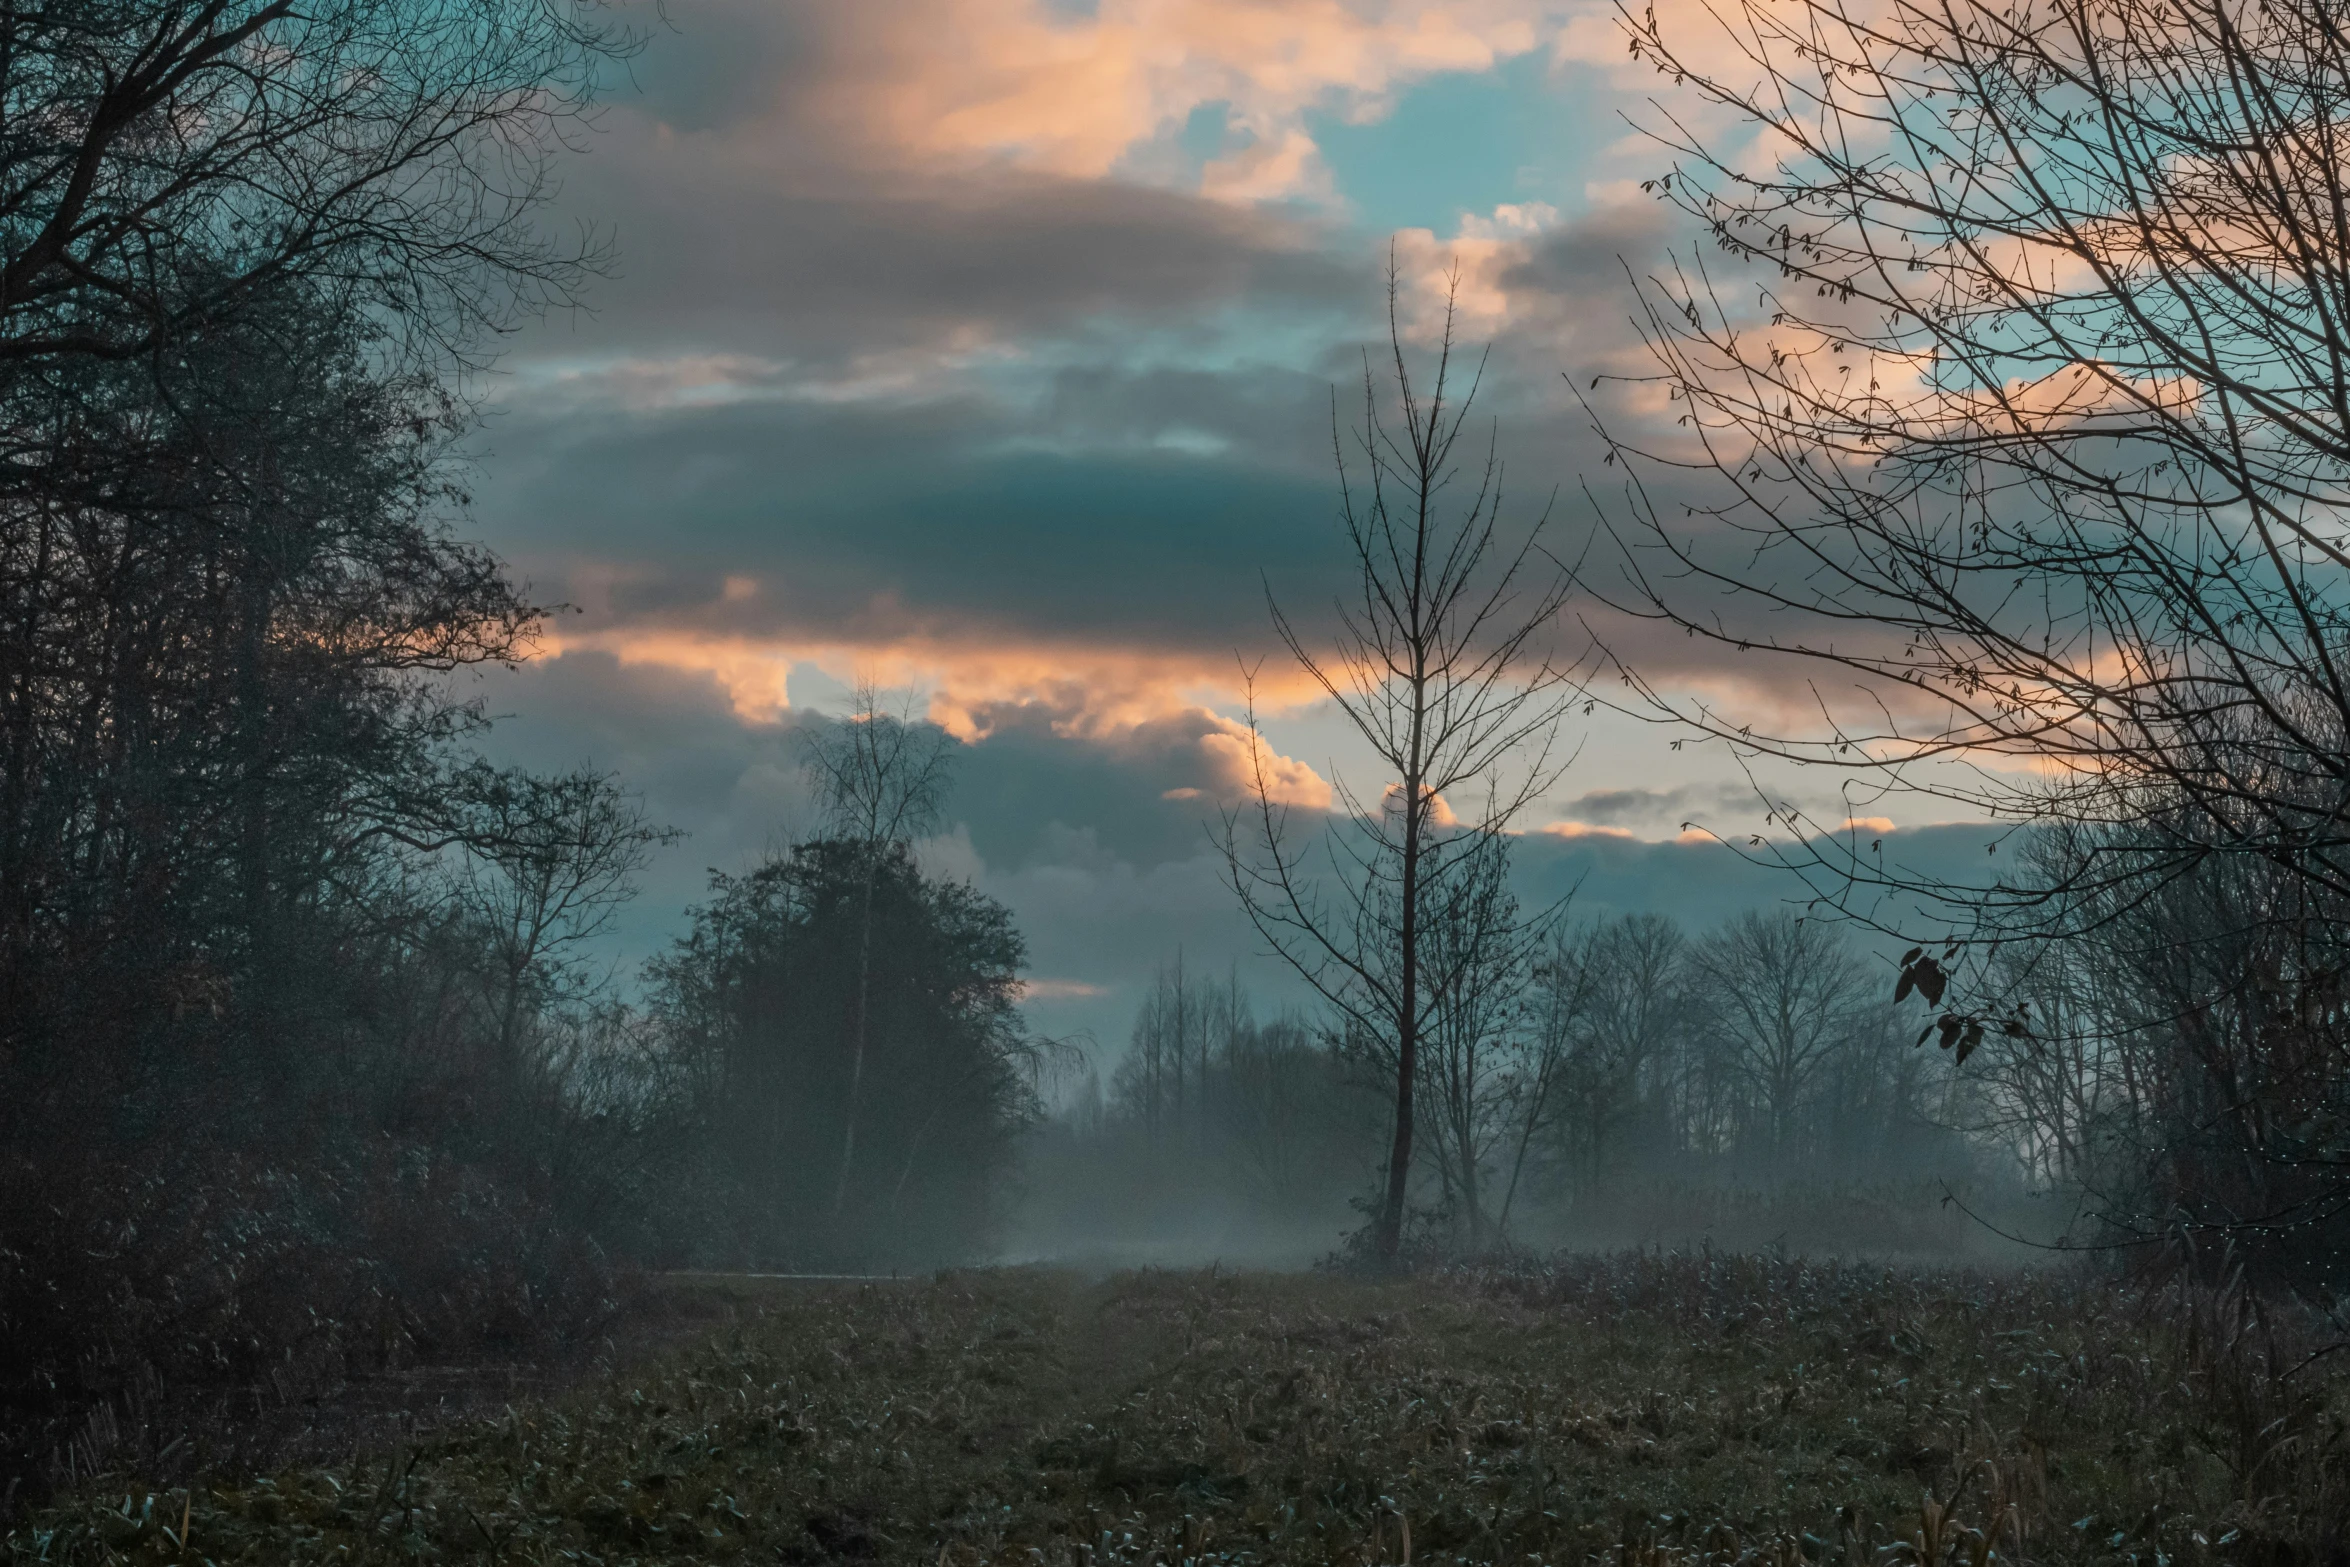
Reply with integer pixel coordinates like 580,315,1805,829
0,0,1045,1502
1029,898,1985,1261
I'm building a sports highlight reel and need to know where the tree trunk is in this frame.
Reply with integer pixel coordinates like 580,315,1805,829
1377,754,1426,1263
831,851,878,1217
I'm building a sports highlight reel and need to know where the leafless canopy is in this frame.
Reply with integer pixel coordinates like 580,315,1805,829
1584,0,2350,937
798,681,955,851
0,0,630,372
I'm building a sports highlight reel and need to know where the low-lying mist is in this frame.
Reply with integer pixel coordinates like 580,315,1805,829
999,916,2055,1272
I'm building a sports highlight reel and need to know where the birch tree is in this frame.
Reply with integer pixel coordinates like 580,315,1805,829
798,683,955,1217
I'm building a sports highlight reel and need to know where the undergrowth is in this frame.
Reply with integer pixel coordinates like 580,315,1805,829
0,1136,625,1505
7,1254,2346,1566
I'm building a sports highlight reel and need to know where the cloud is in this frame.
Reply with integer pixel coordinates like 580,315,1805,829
1391,198,1568,337
1536,819,1635,840
805,0,1566,199
1549,782,1761,829
468,0,1730,782
1019,977,1112,1000
440,0,2040,1062
542,622,1335,736
477,378,1352,644
479,647,1338,875
519,149,1366,378
1512,820,2008,940
464,650,1312,1043
462,646,2004,1061
510,0,1597,390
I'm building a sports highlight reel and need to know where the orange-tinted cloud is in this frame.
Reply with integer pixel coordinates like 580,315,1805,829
541,624,1339,807
1019,977,1112,1000
1535,818,1637,840
1391,200,1563,338
547,625,1321,728
1377,779,1464,827
824,0,1565,202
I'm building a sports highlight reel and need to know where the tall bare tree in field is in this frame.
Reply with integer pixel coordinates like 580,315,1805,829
798,683,955,1218
1223,265,1577,1265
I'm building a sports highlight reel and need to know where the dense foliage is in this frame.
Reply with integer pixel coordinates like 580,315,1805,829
649,839,1046,1269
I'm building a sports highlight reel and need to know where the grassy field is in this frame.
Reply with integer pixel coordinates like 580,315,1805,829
6,1255,2345,1566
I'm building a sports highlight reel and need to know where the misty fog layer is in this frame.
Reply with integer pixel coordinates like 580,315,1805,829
1011,905,2021,1271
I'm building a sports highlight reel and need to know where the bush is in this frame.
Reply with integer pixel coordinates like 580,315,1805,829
0,1133,620,1505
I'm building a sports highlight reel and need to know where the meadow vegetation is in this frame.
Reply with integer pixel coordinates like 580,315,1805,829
10,1256,2346,1567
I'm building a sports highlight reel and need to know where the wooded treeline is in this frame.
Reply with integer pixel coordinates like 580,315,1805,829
1027,898,1988,1262
0,0,1046,1504
1044,829,2350,1282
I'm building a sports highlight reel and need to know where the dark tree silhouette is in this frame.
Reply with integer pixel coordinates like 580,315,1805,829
0,0,643,1497
1585,0,2350,940
653,840,1047,1266
0,0,626,370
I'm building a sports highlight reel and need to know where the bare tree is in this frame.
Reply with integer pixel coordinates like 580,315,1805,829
797,681,956,1217
0,0,628,372
444,764,674,1109
1222,263,1578,1264
1555,914,1692,1189
1690,911,1873,1165
1583,0,2350,950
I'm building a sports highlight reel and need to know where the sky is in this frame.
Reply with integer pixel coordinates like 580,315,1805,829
456,0,2001,1049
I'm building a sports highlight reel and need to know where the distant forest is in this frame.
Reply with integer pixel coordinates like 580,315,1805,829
1027,907,1991,1266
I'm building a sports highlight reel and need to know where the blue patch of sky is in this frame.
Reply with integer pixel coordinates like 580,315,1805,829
1312,51,1622,238
1179,100,1231,164
1109,98,1236,189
